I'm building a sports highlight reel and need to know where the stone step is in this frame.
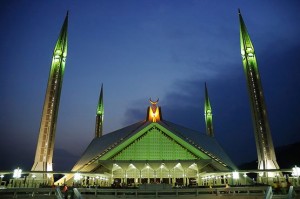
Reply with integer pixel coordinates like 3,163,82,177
272,194,287,199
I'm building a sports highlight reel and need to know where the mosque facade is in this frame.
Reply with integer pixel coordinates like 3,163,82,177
30,10,280,187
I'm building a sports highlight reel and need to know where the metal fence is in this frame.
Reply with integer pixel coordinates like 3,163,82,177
0,186,299,199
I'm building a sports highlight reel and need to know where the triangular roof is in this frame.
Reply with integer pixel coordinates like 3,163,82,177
72,121,147,171
160,121,236,169
72,119,236,172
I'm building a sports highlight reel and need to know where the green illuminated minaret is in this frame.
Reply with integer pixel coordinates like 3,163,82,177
95,84,104,138
239,10,279,171
32,12,68,172
204,83,214,137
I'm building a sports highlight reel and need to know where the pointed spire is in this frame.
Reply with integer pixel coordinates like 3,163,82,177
204,82,214,137
97,84,104,115
238,10,280,172
95,84,104,138
53,12,68,60
32,12,69,173
204,82,211,109
239,9,255,63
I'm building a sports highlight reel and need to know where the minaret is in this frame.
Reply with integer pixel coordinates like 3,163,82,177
204,83,214,137
95,84,104,138
238,10,279,171
32,12,68,172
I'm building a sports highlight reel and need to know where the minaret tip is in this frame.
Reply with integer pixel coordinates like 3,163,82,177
204,82,208,97
95,84,104,138
204,82,214,137
99,83,104,110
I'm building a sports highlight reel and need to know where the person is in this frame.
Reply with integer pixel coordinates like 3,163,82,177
225,183,230,193
209,185,213,194
62,184,68,199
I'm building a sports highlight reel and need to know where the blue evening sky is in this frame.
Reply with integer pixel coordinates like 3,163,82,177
1,0,300,170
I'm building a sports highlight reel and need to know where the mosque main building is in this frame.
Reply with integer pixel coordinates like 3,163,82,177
30,10,280,187
63,97,237,186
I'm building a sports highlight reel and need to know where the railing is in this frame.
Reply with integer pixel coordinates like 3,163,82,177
73,188,84,199
0,187,57,198
55,187,63,199
78,186,269,198
0,186,278,198
292,186,300,199
264,186,273,199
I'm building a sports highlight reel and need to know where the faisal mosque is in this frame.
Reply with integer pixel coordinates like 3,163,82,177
32,10,280,186
5,10,299,191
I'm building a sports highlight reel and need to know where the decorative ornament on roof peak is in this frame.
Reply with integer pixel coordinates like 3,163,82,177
147,98,162,122
149,98,159,105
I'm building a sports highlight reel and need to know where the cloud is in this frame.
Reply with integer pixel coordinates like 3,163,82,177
124,40,300,166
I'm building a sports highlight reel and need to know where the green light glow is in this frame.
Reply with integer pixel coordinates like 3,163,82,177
113,127,197,160
99,123,210,161
95,84,104,138
239,10,258,72
238,10,280,170
32,12,68,172
204,83,213,137
97,84,104,115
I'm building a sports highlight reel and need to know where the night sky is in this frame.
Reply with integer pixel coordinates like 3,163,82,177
1,0,300,171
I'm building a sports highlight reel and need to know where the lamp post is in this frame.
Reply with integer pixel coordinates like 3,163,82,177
13,168,22,187
292,165,300,186
232,171,239,185
13,168,22,178
0,174,4,186
74,173,82,187
96,176,99,186
243,173,247,185
32,175,36,188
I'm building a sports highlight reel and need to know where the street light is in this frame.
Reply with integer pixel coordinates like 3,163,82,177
292,166,300,177
243,173,247,185
32,175,36,187
232,171,239,185
0,174,4,186
13,168,22,179
292,165,300,186
13,168,22,188
232,171,239,179
74,173,82,186
74,173,82,181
